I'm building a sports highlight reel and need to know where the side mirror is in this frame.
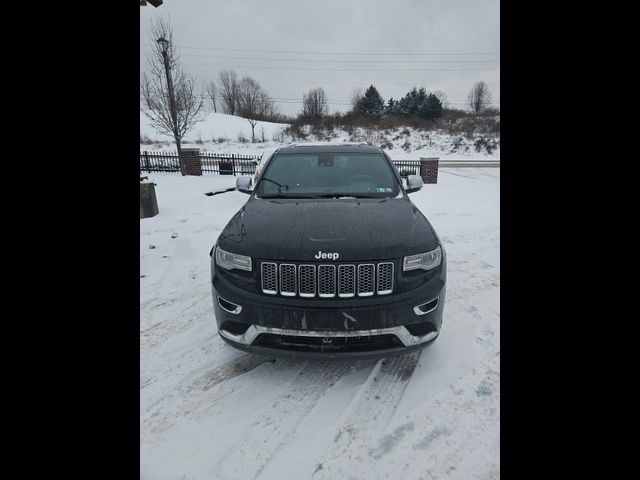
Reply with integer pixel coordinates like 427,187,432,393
236,175,253,194
405,174,424,193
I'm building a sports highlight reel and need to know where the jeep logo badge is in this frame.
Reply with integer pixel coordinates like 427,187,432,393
314,250,339,260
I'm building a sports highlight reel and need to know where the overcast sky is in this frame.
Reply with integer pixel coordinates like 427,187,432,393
140,0,499,116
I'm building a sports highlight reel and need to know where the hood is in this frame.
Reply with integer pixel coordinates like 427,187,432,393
217,196,439,262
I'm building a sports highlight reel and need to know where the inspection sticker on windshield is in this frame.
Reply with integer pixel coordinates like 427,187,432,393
376,187,392,192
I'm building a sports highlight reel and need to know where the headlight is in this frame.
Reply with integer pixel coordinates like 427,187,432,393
403,246,442,272
215,246,252,271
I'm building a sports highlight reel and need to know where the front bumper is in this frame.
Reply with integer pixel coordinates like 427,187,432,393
211,261,446,359
217,323,439,360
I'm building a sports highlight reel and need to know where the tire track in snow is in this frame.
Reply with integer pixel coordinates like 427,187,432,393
142,353,270,442
191,354,272,392
215,360,352,480
140,291,211,352
403,356,500,480
315,353,499,480
313,352,421,478
140,329,220,400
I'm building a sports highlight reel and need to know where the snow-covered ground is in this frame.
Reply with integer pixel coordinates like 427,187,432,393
140,111,500,160
140,168,500,480
140,111,287,148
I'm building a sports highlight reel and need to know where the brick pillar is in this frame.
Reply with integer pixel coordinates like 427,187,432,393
181,148,202,176
420,157,439,184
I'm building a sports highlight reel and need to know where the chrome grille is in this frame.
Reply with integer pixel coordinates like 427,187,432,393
298,265,316,297
279,264,296,296
318,265,336,297
261,262,277,294
338,264,356,298
357,264,375,297
261,261,395,298
377,262,394,295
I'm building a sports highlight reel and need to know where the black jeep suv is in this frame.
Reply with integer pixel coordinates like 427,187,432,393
210,143,446,359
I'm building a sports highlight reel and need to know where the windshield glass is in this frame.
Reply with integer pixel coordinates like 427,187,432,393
255,153,400,198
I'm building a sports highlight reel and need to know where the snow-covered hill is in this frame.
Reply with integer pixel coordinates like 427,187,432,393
140,111,500,160
140,111,287,144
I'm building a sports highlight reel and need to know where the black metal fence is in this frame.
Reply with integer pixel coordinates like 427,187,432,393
140,150,422,177
200,152,257,175
392,160,421,177
139,150,259,175
140,150,181,173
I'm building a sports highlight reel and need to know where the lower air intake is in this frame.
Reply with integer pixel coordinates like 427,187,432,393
253,333,404,352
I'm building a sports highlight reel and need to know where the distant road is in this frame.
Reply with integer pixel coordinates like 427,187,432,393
439,160,500,168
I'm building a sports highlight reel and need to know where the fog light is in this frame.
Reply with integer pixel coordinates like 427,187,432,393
217,296,242,315
413,297,439,316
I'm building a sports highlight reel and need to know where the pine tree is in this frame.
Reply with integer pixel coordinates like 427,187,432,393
385,97,397,115
417,93,443,119
355,85,385,118
397,87,443,119
398,87,423,117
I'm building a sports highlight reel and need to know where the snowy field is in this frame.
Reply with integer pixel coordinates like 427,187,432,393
140,168,500,479
140,111,500,160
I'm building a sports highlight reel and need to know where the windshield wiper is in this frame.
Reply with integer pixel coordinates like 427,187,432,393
259,194,355,199
260,177,289,193
307,194,391,199
291,194,393,199
259,193,393,199
296,194,357,199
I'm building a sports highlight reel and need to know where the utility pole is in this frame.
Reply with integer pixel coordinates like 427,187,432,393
157,36,185,176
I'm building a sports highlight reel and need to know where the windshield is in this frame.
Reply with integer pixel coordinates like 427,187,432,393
255,153,401,198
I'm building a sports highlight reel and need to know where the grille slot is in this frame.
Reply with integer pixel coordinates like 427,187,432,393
261,262,277,294
220,320,250,335
338,264,356,298
298,265,316,297
404,321,436,336
261,261,394,298
377,262,394,295
279,264,297,296
318,265,336,297
357,264,375,296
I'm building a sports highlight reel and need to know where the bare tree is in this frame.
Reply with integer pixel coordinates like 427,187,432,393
237,76,273,141
350,87,364,110
302,87,328,121
205,81,217,113
218,69,240,115
141,18,205,175
433,90,450,109
246,118,258,142
467,81,493,113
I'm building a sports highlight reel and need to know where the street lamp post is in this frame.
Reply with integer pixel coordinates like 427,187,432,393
157,36,185,176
